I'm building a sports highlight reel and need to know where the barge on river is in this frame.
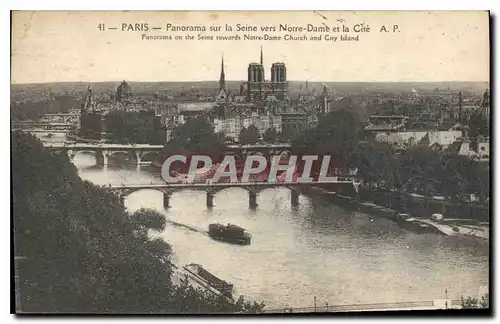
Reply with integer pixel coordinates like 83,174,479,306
208,223,251,245
183,263,234,297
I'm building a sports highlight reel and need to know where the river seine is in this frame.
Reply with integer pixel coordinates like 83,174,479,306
44,134,488,309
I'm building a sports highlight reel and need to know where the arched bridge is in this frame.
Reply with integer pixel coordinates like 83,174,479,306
45,143,164,166
44,142,293,166
104,180,354,209
12,122,73,131
40,113,80,125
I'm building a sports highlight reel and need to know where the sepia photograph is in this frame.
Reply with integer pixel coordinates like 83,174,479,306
10,10,490,315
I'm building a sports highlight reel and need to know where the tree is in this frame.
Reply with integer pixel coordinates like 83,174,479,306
238,125,260,145
12,131,264,313
132,208,167,232
279,128,300,143
291,109,363,167
262,128,278,143
347,140,394,189
469,112,489,139
461,294,489,309
160,117,226,165
104,111,165,145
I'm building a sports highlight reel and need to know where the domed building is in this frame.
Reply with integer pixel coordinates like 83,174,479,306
115,80,133,102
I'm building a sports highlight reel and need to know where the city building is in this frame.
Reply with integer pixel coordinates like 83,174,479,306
213,114,282,142
178,102,217,121
364,115,408,132
375,130,463,150
278,111,317,137
457,139,490,161
115,80,133,102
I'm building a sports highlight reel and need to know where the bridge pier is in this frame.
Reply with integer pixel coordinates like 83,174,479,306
206,193,215,208
67,150,75,161
249,192,258,209
119,195,125,206
291,190,300,206
95,150,108,166
163,192,171,209
135,151,142,165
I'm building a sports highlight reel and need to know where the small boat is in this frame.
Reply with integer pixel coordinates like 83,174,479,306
208,223,251,245
396,213,412,224
183,263,233,297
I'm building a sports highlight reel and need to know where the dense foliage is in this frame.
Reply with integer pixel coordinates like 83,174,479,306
291,109,490,203
159,118,227,164
469,112,490,139
103,111,166,144
461,294,489,309
262,128,279,143
238,125,260,145
11,95,80,121
12,132,264,313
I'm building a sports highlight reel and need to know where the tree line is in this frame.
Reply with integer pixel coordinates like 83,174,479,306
103,111,166,144
12,131,265,313
11,95,80,121
290,109,489,203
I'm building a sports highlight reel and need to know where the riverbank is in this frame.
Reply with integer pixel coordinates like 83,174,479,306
170,262,231,299
66,133,101,143
261,298,463,313
322,190,489,241
360,188,489,222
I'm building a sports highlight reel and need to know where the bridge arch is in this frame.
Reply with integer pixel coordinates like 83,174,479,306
140,151,160,162
107,182,303,209
119,187,170,198
209,185,254,195
71,150,98,157
51,115,64,123
65,116,79,124
107,150,135,158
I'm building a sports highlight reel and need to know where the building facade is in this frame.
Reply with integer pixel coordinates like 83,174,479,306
375,130,463,149
278,112,317,137
213,114,282,142
242,48,288,103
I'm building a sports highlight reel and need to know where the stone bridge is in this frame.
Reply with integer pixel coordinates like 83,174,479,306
44,142,293,166
104,181,352,209
12,122,74,130
40,113,80,125
45,143,164,166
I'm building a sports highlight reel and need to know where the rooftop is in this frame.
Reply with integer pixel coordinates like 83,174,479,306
178,102,216,112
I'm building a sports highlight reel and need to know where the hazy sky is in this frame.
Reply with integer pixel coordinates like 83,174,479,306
11,11,489,84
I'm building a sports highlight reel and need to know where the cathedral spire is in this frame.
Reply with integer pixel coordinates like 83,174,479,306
260,46,263,65
219,54,226,90
81,84,94,113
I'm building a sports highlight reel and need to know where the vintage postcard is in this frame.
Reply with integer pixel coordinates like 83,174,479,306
11,11,490,314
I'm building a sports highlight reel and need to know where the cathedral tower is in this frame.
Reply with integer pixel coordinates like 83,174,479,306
219,54,226,90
